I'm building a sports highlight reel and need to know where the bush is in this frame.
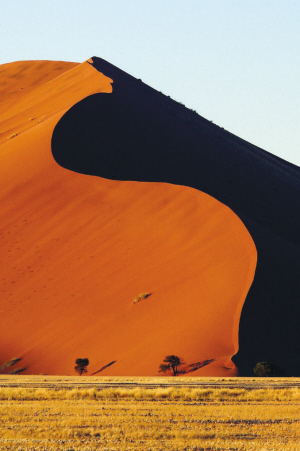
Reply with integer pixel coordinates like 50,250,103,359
132,292,151,305
253,361,279,377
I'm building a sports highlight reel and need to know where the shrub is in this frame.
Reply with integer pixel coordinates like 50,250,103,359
132,292,151,305
253,361,279,377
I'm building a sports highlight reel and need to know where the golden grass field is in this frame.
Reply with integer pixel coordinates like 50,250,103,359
1,376,300,450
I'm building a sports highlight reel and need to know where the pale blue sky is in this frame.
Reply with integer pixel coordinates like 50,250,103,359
1,0,299,165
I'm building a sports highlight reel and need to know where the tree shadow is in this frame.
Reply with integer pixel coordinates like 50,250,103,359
92,360,117,376
180,359,216,375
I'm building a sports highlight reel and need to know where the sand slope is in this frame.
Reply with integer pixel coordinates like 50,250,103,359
0,60,256,376
52,57,300,375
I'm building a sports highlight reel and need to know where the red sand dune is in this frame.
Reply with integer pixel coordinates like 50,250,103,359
0,60,256,376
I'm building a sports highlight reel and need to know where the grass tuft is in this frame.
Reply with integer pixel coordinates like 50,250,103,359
132,292,151,305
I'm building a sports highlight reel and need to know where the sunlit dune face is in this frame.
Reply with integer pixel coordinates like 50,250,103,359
0,60,256,376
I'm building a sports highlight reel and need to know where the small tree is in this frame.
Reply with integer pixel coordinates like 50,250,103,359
74,358,89,376
159,355,184,376
253,361,278,377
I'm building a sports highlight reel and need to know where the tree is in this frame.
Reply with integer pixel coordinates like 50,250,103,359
74,358,89,376
159,355,184,376
253,361,279,377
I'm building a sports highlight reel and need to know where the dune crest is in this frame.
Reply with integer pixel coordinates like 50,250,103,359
0,59,256,376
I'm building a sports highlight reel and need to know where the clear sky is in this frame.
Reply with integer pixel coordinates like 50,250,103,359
1,0,299,165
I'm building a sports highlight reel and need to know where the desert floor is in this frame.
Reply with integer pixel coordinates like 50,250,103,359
0,376,300,450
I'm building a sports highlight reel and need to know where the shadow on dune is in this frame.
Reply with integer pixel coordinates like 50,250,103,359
0,357,25,375
91,360,116,376
52,57,300,376
181,359,216,375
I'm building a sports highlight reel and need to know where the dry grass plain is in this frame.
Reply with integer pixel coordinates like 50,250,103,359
1,376,300,450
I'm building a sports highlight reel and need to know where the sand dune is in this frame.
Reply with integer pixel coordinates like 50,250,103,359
0,60,256,376
53,57,300,376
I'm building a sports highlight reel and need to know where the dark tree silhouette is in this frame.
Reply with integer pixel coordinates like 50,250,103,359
74,358,89,376
159,355,184,376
